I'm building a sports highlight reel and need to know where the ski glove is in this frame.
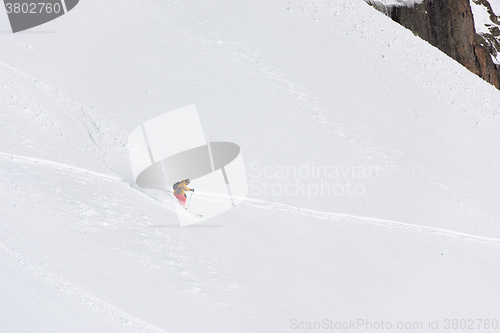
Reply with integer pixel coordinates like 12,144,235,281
191,189,195,191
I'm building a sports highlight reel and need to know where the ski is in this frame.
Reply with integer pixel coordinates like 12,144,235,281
185,209,203,218
174,207,203,219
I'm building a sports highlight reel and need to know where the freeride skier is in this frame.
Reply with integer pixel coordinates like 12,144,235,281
173,179,195,207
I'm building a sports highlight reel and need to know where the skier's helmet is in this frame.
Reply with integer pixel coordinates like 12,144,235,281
185,179,191,184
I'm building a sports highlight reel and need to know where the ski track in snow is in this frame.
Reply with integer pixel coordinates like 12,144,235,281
0,241,172,333
3,150,499,245
0,60,28,77
167,190,500,245
0,152,120,182
0,59,131,177
244,198,500,245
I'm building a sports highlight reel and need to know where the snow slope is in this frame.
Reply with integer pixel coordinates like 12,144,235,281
1,0,500,332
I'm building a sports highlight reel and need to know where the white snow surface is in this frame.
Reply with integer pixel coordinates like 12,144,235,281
1,0,500,332
489,0,500,14
471,0,493,35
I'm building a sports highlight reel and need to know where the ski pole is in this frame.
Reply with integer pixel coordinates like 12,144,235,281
186,190,194,210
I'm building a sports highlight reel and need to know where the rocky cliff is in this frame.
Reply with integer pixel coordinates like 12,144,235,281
369,0,500,89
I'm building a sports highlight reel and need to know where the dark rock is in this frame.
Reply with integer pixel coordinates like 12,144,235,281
371,0,500,89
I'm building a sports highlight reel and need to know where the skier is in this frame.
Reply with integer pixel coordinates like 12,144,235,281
173,179,195,207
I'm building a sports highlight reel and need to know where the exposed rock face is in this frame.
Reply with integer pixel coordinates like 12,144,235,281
474,41,500,88
371,0,500,89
